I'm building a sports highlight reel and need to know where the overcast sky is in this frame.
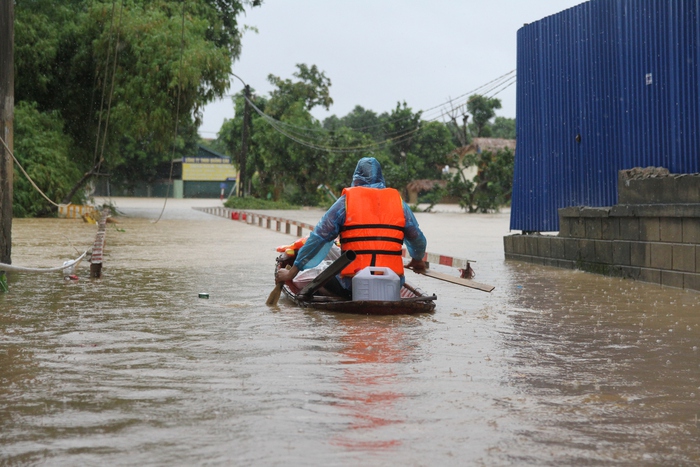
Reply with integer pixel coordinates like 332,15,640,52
198,0,586,137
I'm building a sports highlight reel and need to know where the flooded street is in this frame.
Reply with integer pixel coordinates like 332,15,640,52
1,198,699,465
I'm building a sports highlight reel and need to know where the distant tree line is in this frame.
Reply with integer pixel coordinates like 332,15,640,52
214,64,515,210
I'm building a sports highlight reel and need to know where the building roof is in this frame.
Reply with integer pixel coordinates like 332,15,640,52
406,179,448,193
463,138,516,154
196,144,229,159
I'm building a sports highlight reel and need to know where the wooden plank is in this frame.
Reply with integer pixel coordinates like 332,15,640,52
410,268,495,292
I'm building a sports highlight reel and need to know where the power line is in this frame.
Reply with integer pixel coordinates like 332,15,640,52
215,70,518,153
218,69,516,134
247,97,423,153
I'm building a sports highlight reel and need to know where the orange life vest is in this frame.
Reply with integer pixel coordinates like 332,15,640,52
339,186,405,277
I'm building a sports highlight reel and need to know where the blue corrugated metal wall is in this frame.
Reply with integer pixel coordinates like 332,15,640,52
511,0,700,232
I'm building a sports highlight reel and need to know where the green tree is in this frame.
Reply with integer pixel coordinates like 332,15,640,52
447,147,514,213
490,116,516,139
323,105,384,141
466,94,502,137
12,102,83,217
377,103,453,195
252,64,333,204
215,88,267,196
217,82,455,206
13,0,261,211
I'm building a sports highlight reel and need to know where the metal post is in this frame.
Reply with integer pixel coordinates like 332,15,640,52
238,85,251,198
0,0,14,267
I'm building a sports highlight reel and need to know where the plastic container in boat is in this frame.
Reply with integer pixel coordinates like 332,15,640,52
352,267,400,301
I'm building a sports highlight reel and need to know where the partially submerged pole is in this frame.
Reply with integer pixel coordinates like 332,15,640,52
90,208,110,278
0,0,14,272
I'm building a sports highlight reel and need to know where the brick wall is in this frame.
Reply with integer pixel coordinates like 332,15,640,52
504,171,700,291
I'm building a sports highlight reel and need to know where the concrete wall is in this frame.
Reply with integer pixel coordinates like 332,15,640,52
504,170,700,292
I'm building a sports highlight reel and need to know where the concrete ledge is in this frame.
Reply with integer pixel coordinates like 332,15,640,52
638,268,661,285
639,218,660,241
563,238,580,261
550,237,566,259
559,206,611,217
684,273,700,290
630,242,651,268
506,170,700,292
504,233,700,292
619,171,700,204
661,270,685,288
610,204,700,217
619,218,640,241
595,240,614,264
585,218,603,239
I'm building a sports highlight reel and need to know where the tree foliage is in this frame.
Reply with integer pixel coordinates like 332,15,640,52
447,148,515,213
214,66,461,207
13,0,261,212
467,95,502,137
12,102,83,217
490,116,516,139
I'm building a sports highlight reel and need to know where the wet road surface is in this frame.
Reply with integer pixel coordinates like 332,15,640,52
1,198,698,465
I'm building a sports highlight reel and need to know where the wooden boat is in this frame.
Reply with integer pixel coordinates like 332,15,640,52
275,250,437,315
280,279,437,315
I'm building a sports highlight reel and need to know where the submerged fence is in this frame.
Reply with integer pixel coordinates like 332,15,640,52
193,207,476,274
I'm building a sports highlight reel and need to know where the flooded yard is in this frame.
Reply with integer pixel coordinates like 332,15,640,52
1,198,698,465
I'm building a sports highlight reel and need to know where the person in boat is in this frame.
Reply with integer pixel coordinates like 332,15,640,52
276,157,427,298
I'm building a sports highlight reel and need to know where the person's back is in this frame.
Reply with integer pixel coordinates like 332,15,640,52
339,185,406,277
275,157,427,297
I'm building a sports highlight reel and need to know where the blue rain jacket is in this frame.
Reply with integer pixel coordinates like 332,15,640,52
293,158,427,289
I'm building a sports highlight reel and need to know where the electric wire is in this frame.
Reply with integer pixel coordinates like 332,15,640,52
153,0,187,224
0,250,89,273
238,69,517,151
95,0,125,181
487,76,517,97
225,69,516,134
92,0,118,168
246,96,449,154
0,134,60,207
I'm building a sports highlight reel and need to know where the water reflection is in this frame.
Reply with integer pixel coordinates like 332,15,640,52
331,316,413,450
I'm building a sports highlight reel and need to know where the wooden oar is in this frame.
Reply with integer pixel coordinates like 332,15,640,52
266,282,284,306
266,265,290,306
407,266,495,293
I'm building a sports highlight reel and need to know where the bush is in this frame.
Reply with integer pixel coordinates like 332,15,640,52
223,197,300,210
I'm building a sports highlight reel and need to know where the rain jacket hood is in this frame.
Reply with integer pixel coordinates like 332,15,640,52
351,157,386,188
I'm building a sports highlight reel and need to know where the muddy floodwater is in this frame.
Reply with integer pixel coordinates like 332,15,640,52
1,198,699,466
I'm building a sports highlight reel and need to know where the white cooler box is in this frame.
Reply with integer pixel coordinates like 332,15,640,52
352,267,401,301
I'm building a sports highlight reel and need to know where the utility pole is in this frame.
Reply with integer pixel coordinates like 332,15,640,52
238,85,250,197
0,0,14,268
